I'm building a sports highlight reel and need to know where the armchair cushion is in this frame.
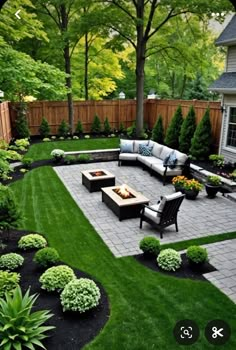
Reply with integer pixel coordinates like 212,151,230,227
143,204,161,224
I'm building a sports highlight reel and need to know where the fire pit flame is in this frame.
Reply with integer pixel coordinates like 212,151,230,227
113,184,135,199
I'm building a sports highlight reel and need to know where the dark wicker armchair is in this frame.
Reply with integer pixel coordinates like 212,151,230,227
139,192,185,238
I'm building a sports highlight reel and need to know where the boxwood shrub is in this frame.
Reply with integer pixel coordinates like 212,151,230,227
18,234,47,250
60,278,101,313
0,270,20,297
0,253,24,271
34,247,60,268
186,245,208,264
39,265,76,292
139,236,160,257
157,248,182,271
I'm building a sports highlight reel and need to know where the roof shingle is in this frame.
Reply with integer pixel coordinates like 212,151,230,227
215,15,236,46
209,72,236,91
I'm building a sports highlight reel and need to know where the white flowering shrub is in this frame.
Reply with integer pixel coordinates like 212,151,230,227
157,249,182,271
50,149,65,159
18,234,47,250
60,278,101,313
0,253,24,271
39,265,76,292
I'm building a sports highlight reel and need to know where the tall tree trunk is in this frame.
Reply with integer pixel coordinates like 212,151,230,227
64,45,74,133
180,73,187,99
135,1,145,138
84,32,89,100
61,4,74,133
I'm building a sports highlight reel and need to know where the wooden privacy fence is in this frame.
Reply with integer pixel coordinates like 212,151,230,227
3,99,222,148
0,102,12,143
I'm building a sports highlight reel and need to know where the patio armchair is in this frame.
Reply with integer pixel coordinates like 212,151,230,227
139,192,185,238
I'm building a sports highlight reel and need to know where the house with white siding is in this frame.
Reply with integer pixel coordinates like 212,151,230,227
209,14,236,163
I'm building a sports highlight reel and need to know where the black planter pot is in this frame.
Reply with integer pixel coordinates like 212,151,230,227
183,189,199,200
205,184,220,198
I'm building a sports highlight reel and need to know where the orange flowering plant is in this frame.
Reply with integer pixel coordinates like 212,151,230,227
182,179,203,191
171,176,188,187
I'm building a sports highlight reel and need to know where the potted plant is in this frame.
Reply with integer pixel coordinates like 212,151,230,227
182,178,203,200
171,176,188,193
205,175,221,198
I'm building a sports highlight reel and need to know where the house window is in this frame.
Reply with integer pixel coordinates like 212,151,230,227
226,107,236,148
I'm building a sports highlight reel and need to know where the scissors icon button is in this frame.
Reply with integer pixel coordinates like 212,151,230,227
205,320,230,345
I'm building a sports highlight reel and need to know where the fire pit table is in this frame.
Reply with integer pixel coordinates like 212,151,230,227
101,184,149,221
81,169,115,192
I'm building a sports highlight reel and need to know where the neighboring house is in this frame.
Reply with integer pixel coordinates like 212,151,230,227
209,14,236,162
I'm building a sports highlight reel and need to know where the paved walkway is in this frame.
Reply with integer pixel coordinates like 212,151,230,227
203,239,236,304
54,161,236,257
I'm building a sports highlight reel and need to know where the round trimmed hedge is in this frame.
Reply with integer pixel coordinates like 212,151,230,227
139,236,160,257
33,247,59,268
18,234,47,250
39,265,76,292
60,278,101,313
186,245,208,264
0,253,24,271
157,249,182,271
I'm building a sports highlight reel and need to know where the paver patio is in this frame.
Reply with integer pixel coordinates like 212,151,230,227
54,161,236,257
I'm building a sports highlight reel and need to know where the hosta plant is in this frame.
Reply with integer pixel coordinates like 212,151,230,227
18,234,47,250
0,270,20,298
34,247,60,268
157,249,182,271
0,253,24,271
39,265,76,292
60,278,101,313
0,286,55,350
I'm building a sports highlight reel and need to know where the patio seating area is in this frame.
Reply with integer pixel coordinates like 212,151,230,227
55,161,236,257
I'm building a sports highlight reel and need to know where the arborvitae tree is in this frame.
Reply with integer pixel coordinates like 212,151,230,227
75,120,83,135
91,114,101,134
152,115,164,144
190,107,212,160
15,103,30,138
58,119,70,137
119,122,126,134
164,105,183,149
179,106,196,154
0,185,22,233
104,117,111,136
39,117,50,138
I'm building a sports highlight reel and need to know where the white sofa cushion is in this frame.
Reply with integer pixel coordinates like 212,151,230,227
159,146,174,160
175,150,188,166
120,139,134,153
134,140,149,153
119,153,138,161
151,163,182,176
152,142,163,158
137,155,160,168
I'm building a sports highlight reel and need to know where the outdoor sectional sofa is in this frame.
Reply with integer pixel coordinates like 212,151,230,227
118,139,190,185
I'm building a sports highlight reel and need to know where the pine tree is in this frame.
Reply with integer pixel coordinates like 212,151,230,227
91,114,101,134
152,115,164,144
164,105,183,149
15,103,30,138
58,120,70,137
0,185,22,232
179,106,196,154
75,120,83,135
103,117,111,136
39,117,50,138
190,107,212,160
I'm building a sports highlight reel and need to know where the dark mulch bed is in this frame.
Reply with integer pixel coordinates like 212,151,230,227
134,253,217,281
192,160,236,182
0,230,110,350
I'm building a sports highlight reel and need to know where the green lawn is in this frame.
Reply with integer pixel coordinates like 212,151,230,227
26,137,120,161
11,166,236,350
